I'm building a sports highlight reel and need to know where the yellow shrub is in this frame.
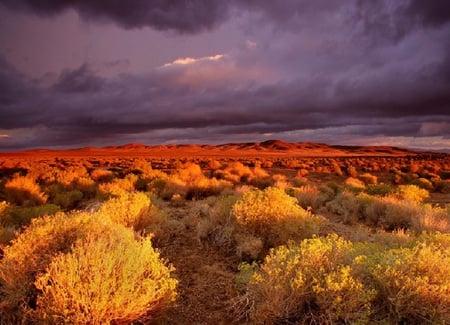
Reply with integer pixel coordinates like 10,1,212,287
371,239,450,323
161,163,231,200
4,175,47,206
96,192,165,233
0,212,105,320
34,229,177,324
233,187,322,247
237,235,375,324
397,184,429,202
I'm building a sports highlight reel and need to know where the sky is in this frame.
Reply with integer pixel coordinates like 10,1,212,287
0,0,449,151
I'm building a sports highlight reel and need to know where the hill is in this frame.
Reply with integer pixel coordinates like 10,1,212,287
0,140,431,158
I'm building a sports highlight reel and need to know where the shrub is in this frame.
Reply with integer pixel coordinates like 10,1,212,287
365,183,396,196
359,194,449,233
0,204,60,228
0,212,101,320
161,163,231,200
97,174,138,198
34,228,177,324
232,187,323,249
4,176,47,206
397,184,429,202
369,239,450,323
344,177,366,190
196,195,240,253
235,235,375,324
291,185,326,211
53,190,83,209
359,173,378,185
326,191,361,224
96,192,165,233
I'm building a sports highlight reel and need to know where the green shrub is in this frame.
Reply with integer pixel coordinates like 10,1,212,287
365,183,396,196
326,191,361,224
0,204,60,228
34,228,177,324
196,195,240,252
53,190,83,209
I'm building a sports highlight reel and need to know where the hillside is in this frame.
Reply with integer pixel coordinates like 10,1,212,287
0,140,424,158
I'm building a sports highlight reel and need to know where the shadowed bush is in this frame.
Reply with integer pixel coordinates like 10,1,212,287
0,203,60,228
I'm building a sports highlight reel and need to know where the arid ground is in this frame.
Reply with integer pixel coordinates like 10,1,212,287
0,141,449,324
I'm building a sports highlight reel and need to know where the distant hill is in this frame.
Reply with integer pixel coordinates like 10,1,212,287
1,139,438,158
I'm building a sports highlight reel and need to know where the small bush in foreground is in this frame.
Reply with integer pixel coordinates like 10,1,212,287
34,229,177,324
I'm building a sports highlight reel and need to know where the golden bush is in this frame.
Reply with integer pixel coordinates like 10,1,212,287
96,192,154,231
370,238,450,323
4,175,47,206
34,229,177,324
0,212,100,320
397,184,429,202
232,187,322,248
236,235,375,324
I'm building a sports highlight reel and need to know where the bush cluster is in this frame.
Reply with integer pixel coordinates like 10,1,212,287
0,196,177,324
236,233,450,324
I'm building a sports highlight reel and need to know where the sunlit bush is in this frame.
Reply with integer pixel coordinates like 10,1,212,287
97,173,138,197
96,192,166,233
397,184,429,202
161,163,231,200
34,228,177,324
359,172,378,185
232,187,322,248
369,238,450,323
235,235,375,324
4,175,47,206
0,212,99,320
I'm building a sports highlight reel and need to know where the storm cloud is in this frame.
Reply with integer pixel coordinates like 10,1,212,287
0,0,449,150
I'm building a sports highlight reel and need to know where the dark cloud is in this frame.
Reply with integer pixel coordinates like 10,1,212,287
1,54,449,150
0,0,229,33
407,0,450,27
54,64,104,93
0,1,449,150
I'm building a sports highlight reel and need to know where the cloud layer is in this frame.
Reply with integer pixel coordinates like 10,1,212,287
0,0,449,150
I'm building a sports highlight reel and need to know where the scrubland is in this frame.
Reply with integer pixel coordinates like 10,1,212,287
0,151,449,324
